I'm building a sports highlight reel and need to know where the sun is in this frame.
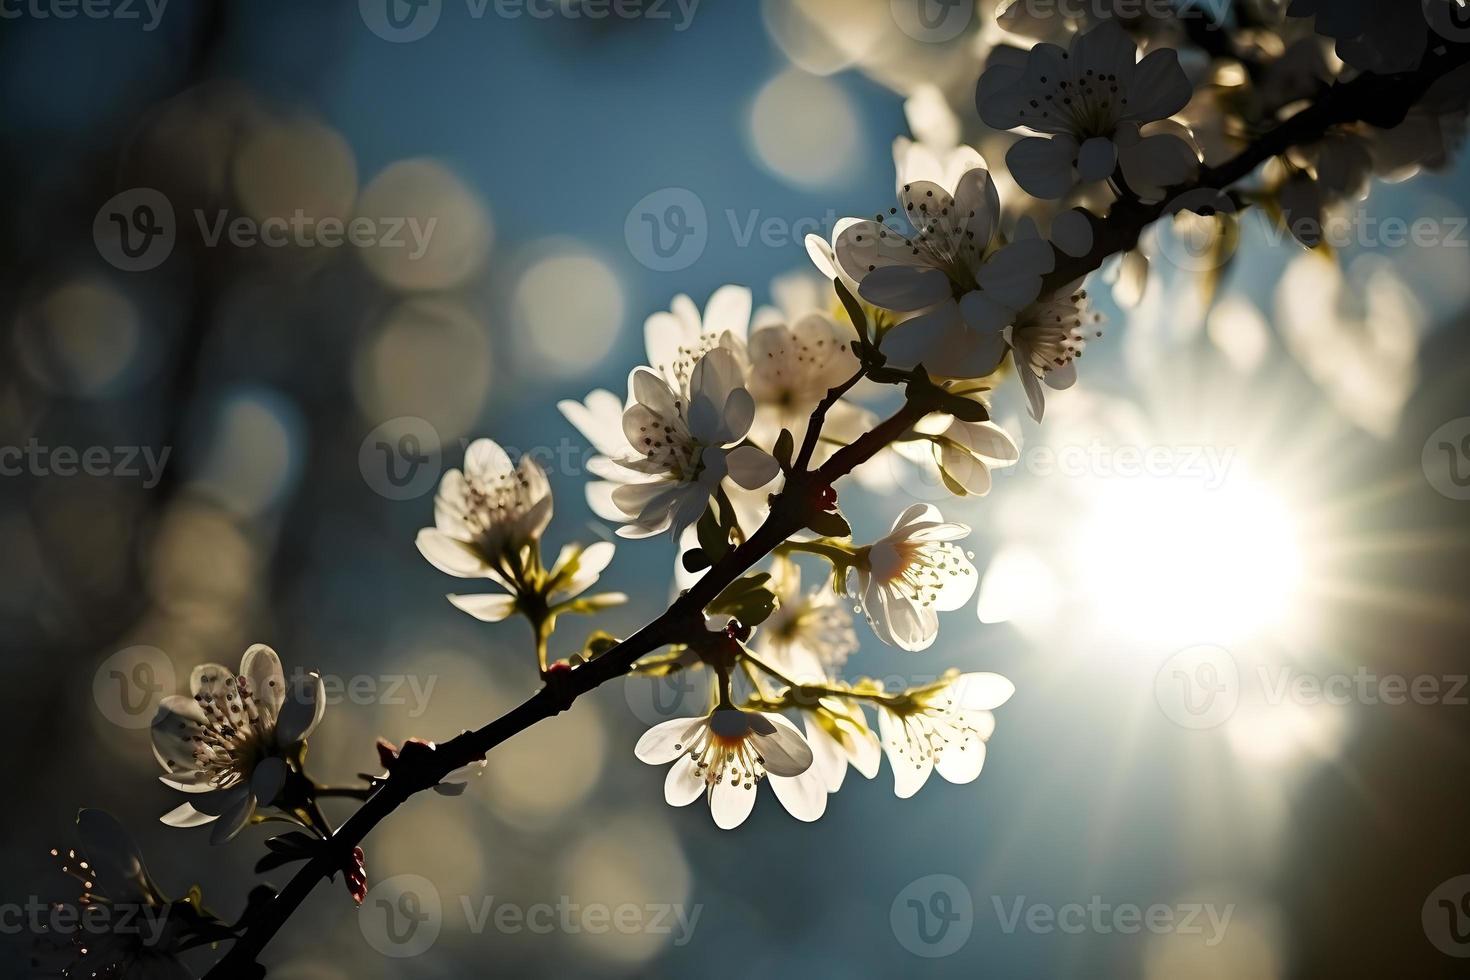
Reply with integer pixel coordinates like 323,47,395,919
1074,468,1306,646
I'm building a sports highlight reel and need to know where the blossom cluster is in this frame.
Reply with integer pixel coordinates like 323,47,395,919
52,5,1470,976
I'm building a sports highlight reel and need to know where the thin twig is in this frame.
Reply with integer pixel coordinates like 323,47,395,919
202,40,1470,978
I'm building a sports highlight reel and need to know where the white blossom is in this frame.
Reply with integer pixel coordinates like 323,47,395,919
1008,283,1105,421
801,700,883,794
823,161,1056,378
151,645,325,844
844,504,979,651
415,438,552,583
635,708,823,828
596,346,779,538
754,556,858,683
979,21,1199,202
877,672,1014,798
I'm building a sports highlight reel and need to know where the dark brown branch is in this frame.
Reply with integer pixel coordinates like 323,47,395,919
203,39,1470,979
204,395,929,978
1041,36,1470,295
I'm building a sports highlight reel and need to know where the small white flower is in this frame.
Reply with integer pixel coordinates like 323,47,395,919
151,645,325,844
979,21,1199,201
635,708,822,828
899,415,1021,496
877,672,1015,798
643,283,752,388
415,438,552,582
1007,283,1105,421
845,504,979,652
601,347,779,538
745,312,862,447
801,700,883,794
824,163,1056,378
562,287,760,533
414,439,624,622
754,556,858,683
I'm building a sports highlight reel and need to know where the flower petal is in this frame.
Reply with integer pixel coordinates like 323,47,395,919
249,756,288,806
209,792,257,844
703,284,753,343
635,716,706,765
953,672,1016,710
859,264,952,313
725,445,780,490
1124,47,1193,123
879,708,934,799
663,755,705,806
241,644,286,718
160,802,216,828
708,778,758,830
448,592,518,622
275,671,325,746
1077,136,1118,183
1006,136,1078,200
934,730,987,785
751,713,814,777
768,766,827,822
416,529,492,578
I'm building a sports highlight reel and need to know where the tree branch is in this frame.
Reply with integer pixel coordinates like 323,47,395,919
1042,36,1470,295
203,38,1470,978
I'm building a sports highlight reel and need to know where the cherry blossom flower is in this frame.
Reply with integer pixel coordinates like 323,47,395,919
643,283,752,389
562,287,760,533
414,438,552,583
979,21,1199,202
151,645,325,843
822,162,1056,378
1008,283,1105,421
745,311,863,448
898,413,1021,496
35,810,228,980
876,671,1015,798
594,347,779,538
414,439,624,624
635,708,823,828
844,504,980,651
754,556,858,683
801,698,883,794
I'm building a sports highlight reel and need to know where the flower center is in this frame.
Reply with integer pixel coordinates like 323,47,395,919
674,720,769,792
870,540,968,608
183,672,275,787
1017,63,1128,139
1015,288,1103,375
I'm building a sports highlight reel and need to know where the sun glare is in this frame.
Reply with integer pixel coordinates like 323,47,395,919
1075,471,1306,646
